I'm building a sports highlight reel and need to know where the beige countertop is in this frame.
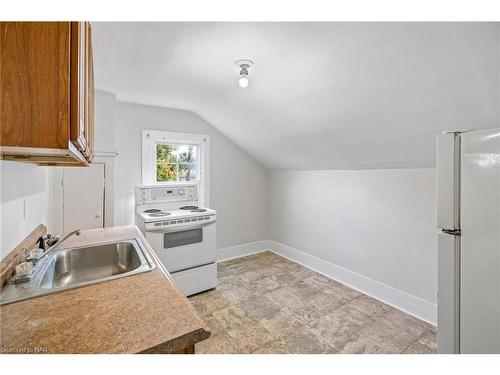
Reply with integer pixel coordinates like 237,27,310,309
0,225,210,354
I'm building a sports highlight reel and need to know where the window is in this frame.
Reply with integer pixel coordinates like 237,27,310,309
142,130,210,205
156,143,199,182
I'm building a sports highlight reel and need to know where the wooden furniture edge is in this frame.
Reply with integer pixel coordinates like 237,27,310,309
139,327,210,354
175,345,195,354
0,224,47,288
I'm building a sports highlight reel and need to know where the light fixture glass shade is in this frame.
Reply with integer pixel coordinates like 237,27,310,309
238,77,249,88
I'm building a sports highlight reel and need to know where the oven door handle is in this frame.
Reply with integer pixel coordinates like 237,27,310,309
147,222,213,232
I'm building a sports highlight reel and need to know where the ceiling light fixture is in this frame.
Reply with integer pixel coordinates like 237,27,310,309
235,59,254,88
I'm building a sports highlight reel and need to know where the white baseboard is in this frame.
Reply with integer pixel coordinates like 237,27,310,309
269,240,437,326
216,239,437,326
216,240,274,262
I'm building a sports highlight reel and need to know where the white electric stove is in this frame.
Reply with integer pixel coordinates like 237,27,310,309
135,184,217,296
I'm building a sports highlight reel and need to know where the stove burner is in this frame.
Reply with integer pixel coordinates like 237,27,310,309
180,206,198,210
144,209,161,213
191,209,207,213
148,211,171,217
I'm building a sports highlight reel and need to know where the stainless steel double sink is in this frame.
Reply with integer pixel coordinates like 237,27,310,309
0,239,155,305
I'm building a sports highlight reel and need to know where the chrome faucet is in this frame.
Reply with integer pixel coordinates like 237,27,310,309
12,230,82,285
36,229,81,262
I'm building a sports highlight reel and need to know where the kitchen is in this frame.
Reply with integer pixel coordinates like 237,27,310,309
0,2,499,373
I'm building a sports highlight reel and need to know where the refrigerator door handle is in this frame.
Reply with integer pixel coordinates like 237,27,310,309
437,132,461,230
442,229,462,236
438,231,461,353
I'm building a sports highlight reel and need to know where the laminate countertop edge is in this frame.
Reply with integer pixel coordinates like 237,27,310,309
0,225,211,354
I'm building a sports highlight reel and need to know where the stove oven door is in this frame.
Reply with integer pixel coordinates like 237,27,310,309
145,221,216,273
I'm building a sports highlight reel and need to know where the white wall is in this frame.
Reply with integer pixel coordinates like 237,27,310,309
88,91,117,228
269,169,437,307
94,90,117,153
114,100,269,249
0,161,53,259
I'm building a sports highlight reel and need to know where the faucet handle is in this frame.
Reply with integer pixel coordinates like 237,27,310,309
36,234,59,250
36,236,46,250
46,234,60,247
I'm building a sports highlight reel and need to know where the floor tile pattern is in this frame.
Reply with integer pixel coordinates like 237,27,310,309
189,251,437,354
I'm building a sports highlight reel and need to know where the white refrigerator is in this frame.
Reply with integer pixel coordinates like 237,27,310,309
437,128,500,354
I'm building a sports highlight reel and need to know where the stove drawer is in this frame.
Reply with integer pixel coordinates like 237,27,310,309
171,263,217,296
145,222,216,273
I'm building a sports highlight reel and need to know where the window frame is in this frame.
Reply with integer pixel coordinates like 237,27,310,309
142,130,210,206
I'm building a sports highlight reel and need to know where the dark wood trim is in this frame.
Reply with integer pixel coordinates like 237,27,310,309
70,22,88,156
58,22,71,149
86,22,95,162
174,345,195,354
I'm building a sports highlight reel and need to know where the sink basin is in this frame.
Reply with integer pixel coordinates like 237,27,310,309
40,241,148,289
0,239,155,305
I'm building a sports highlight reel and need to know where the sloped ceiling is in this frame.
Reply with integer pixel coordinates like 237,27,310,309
92,22,500,169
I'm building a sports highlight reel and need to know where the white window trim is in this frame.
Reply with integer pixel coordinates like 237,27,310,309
141,130,210,206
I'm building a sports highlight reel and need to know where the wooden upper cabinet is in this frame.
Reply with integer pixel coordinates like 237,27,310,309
0,22,95,166
70,22,88,158
86,23,95,163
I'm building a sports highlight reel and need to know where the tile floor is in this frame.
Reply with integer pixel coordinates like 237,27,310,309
189,251,437,354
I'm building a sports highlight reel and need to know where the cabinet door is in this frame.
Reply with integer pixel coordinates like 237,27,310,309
86,22,95,162
1,22,91,166
70,22,88,156
0,22,71,149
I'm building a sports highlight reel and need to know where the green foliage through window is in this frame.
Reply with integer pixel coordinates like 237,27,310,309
156,143,199,182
